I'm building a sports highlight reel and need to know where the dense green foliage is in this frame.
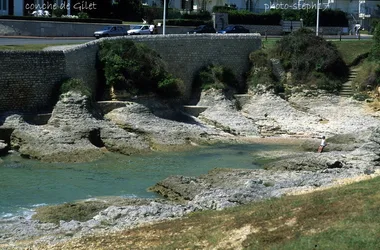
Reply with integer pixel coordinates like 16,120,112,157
370,18,380,34
98,39,184,98
193,65,240,92
212,5,237,13
247,50,280,93
352,61,380,92
209,8,347,26
228,10,282,25
151,10,212,26
370,22,380,61
274,28,348,92
273,9,348,27
60,78,92,97
154,18,211,26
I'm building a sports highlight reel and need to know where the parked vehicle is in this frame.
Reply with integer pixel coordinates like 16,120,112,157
94,26,127,38
217,25,250,34
187,25,216,34
127,25,151,35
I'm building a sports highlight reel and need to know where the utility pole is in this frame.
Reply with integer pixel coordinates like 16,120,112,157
163,0,166,35
316,0,319,36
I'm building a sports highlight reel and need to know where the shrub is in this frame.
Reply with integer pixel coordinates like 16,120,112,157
77,12,89,19
154,19,211,26
157,74,185,98
193,65,240,92
274,28,348,93
247,50,280,93
181,11,211,20
98,39,183,99
370,18,380,34
52,8,66,17
218,9,347,27
228,10,281,25
212,5,237,13
352,61,380,91
370,22,380,61
60,78,91,97
353,92,371,101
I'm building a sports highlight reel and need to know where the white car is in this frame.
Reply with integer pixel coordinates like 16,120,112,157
127,25,151,35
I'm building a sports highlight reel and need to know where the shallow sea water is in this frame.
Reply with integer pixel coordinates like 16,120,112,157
0,143,296,218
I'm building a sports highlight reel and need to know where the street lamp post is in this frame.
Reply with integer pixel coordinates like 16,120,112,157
316,0,320,36
163,0,167,35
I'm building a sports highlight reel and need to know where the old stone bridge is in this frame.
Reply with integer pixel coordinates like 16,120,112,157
0,34,261,114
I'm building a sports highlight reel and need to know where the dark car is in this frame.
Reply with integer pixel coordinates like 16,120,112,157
94,26,128,39
187,25,216,34
217,25,250,34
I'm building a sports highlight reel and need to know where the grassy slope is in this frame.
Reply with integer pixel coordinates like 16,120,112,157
37,174,380,250
332,40,372,65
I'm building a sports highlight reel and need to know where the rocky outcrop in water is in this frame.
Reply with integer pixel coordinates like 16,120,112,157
2,92,238,162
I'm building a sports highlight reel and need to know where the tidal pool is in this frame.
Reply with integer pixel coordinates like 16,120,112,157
0,143,296,218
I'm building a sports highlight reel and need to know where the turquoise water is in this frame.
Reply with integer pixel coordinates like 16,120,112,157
0,143,290,218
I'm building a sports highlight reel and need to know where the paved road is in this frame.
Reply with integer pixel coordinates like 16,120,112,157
0,37,94,45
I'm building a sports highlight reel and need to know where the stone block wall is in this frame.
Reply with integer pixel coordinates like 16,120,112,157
112,34,262,99
0,34,261,114
0,51,65,113
62,41,99,93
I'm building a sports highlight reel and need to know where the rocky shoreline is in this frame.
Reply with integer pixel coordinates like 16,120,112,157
1,89,380,249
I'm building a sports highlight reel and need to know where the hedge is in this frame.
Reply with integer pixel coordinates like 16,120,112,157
0,15,122,24
212,6,237,13
154,19,211,26
228,10,281,25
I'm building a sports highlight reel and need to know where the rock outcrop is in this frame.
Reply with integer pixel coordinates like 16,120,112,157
7,92,150,162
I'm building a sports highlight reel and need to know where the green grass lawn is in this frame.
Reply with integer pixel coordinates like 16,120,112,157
34,174,380,249
331,40,372,65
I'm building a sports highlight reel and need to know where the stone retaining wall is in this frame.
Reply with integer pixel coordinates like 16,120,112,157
0,34,261,114
0,50,65,113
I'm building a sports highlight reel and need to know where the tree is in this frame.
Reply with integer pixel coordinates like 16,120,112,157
371,22,380,61
112,0,143,21
159,0,172,18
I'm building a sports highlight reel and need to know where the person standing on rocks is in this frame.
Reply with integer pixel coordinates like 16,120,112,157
318,136,327,153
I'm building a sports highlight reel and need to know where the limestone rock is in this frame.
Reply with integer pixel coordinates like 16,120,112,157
0,139,7,155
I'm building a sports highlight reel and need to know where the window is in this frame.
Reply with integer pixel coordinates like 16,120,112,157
1,0,7,11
